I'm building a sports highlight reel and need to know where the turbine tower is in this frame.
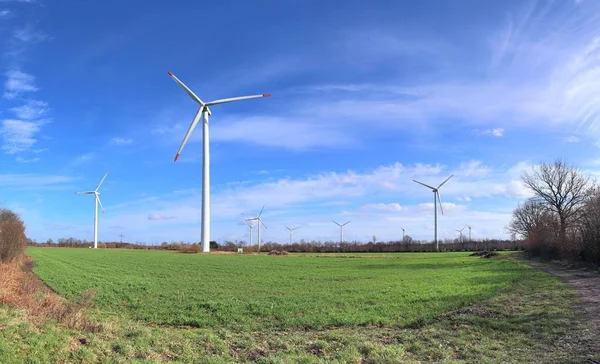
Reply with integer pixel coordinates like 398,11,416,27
401,227,405,242
333,221,350,246
467,225,472,241
413,174,453,251
246,221,254,247
246,206,267,252
168,71,271,253
455,226,466,242
286,226,300,245
75,172,108,249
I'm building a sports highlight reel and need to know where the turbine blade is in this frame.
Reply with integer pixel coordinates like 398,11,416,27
75,191,94,194
342,221,350,226
96,194,105,213
259,218,267,229
174,107,203,162
437,174,454,189
333,220,341,226
95,172,108,191
285,225,291,231
258,206,265,218
168,71,205,105
413,180,436,190
205,94,271,106
437,192,445,215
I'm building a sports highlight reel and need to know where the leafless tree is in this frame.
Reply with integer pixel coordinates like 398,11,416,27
506,198,551,239
522,159,595,244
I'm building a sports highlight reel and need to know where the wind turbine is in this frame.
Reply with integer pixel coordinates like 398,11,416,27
333,221,350,246
455,226,466,242
286,226,300,245
401,227,406,242
246,206,267,252
246,221,254,247
467,225,472,241
75,172,108,249
413,174,453,251
168,71,271,253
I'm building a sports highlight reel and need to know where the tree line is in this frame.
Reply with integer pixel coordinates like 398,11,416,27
507,159,600,264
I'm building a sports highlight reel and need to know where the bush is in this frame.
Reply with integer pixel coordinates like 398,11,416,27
0,208,27,263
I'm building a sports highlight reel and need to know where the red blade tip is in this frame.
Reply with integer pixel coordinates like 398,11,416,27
263,93,272,97
174,154,180,162
168,71,173,76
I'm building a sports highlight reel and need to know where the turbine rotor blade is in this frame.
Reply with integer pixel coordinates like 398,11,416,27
205,94,271,107
437,174,454,189
258,206,265,218
168,71,205,105
333,220,341,226
413,180,436,190
437,192,445,215
95,172,108,191
342,221,350,226
174,107,203,162
75,191,94,194
96,194,105,213
258,218,267,229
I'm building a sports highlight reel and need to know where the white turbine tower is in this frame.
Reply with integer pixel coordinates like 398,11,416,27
401,227,406,242
413,174,453,251
286,226,300,245
246,221,254,247
333,221,350,246
75,172,108,249
455,226,466,242
246,206,267,252
168,71,271,253
467,225,472,241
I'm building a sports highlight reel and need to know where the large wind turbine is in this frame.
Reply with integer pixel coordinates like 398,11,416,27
246,221,254,247
246,206,267,252
75,172,108,249
333,221,350,246
413,175,453,251
168,71,271,253
286,225,300,245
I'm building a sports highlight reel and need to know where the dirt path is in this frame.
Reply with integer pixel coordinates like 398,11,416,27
524,258,600,363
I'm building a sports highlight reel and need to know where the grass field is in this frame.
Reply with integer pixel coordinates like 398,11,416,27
0,248,590,362
28,249,525,330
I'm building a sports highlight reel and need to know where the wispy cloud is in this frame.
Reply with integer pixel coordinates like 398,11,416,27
3,70,38,98
15,156,39,163
0,119,48,154
361,203,402,212
9,100,48,119
0,9,12,18
565,135,581,143
148,213,176,221
110,137,133,146
73,152,94,164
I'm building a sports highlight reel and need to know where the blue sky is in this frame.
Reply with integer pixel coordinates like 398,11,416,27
1,0,599,244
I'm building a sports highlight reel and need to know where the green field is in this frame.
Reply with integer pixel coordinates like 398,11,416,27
0,248,588,362
28,249,525,330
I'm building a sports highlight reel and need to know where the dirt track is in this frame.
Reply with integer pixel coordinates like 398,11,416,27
525,258,600,363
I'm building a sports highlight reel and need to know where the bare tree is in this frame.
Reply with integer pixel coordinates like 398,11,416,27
507,198,551,238
522,159,595,244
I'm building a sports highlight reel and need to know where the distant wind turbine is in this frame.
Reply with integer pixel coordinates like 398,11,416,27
401,227,405,242
246,206,267,252
246,221,254,247
286,226,300,245
333,221,350,246
455,226,466,241
75,172,108,249
467,225,472,241
168,71,271,253
413,174,454,251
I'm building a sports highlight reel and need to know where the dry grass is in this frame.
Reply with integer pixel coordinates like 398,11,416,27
0,257,101,332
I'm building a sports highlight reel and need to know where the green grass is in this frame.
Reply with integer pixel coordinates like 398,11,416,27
0,248,591,362
28,249,527,331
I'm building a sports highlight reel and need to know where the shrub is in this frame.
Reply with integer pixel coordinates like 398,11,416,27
0,208,27,263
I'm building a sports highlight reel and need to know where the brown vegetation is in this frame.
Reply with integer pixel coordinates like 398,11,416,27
0,257,100,332
509,159,600,264
0,208,27,263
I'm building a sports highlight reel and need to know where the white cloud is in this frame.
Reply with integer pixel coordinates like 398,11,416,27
110,137,133,146
12,26,47,44
361,203,402,211
0,119,48,154
477,128,504,137
3,70,38,98
0,9,12,18
565,135,581,143
15,156,39,163
148,213,177,221
73,153,94,164
10,100,48,119
0,173,73,187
